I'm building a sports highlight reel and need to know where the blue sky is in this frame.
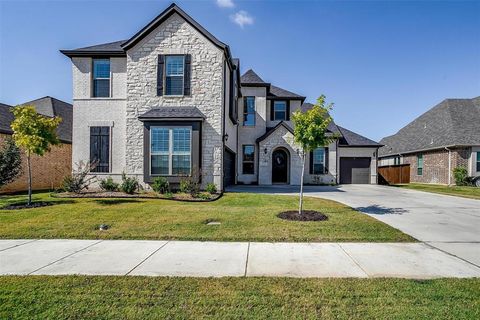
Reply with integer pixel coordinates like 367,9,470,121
1,0,479,141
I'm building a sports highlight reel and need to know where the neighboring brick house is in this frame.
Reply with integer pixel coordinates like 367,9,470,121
378,97,480,185
0,97,72,193
60,3,381,189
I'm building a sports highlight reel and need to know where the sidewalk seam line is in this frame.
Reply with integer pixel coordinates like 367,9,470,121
337,244,370,278
0,239,39,252
422,242,480,269
125,241,170,276
244,242,251,277
28,240,104,275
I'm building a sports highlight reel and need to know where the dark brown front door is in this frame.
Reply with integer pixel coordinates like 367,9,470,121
272,149,288,184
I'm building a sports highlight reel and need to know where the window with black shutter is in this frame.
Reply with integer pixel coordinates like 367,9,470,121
310,147,329,174
90,126,110,173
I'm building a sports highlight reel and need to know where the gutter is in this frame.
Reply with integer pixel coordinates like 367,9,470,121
445,147,452,185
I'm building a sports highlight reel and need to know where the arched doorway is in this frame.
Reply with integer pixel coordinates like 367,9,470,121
272,148,289,184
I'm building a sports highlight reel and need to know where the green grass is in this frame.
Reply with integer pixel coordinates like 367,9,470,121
0,276,478,319
395,183,480,200
0,192,413,242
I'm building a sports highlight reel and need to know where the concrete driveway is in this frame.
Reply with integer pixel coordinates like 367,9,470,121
228,185,480,266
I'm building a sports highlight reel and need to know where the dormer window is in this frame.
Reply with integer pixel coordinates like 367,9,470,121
165,55,184,96
273,101,287,121
92,59,110,97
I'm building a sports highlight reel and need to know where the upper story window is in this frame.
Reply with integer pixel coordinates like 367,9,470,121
394,156,401,165
312,148,327,174
273,101,287,121
93,59,110,97
165,56,184,96
243,97,255,126
417,154,423,175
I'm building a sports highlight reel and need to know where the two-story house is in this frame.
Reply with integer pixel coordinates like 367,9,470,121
61,3,381,190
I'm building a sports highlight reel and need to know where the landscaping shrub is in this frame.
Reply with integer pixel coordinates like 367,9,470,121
62,161,96,193
99,177,119,192
121,173,139,194
152,177,169,194
0,137,21,189
205,182,217,194
453,167,472,186
179,177,199,197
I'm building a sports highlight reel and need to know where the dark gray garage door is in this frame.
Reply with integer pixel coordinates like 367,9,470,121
340,157,371,184
223,149,236,188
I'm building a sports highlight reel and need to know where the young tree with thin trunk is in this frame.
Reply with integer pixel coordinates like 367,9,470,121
292,95,335,214
11,105,61,205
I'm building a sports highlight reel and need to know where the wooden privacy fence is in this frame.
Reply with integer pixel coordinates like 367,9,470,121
378,164,410,185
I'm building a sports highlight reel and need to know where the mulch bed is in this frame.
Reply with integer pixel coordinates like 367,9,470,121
54,191,222,202
1,201,54,210
277,210,328,221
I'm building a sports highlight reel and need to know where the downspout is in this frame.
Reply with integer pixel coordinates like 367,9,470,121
445,147,451,185
221,61,227,191
336,139,339,184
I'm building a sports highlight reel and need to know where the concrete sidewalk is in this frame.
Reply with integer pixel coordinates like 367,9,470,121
1,239,479,278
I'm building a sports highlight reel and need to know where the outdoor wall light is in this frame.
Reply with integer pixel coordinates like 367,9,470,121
223,133,229,142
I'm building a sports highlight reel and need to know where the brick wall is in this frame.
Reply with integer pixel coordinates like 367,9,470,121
0,133,72,193
403,147,471,185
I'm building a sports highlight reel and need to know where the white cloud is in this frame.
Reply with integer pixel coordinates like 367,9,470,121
230,10,254,28
216,0,235,8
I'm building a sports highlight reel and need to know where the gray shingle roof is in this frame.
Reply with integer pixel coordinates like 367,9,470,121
0,97,72,143
337,125,382,147
269,85,305,100
299,103,341,135
256,121,294,143
379,97,480,156
0,103,14,134
241,69,267,85
20,97,73,143
138,107,205,120
60,40,127,57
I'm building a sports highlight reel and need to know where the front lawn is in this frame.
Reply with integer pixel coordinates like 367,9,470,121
395,183,480,200
1,276,478,319
0,192,413,242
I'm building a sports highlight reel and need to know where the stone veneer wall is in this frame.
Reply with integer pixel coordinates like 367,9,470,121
0,133,72,193
403,147,471,184
125,13,225,189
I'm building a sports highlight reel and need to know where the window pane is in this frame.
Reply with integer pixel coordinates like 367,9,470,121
243,146,254,162
274,101,286,111
245,97,255,113
313,148,325,164
151,155,169,175
172,155,191,175
243,97,255,126
242,163,254,175
477,152,480,172
313,164,325,175
151,128,169,153
166,56,184,75
274,111,286,120
93,59,110,78
166,76,184,95
93,79,110,98
173,128,191,152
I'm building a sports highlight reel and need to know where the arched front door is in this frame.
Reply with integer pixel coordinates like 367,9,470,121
272,149,289,184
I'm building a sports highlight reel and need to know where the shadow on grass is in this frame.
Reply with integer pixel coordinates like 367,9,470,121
355,205,408,215
1,199,76,210
94,199,142,206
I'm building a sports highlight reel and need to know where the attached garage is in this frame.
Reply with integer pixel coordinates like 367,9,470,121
340,157,371,184
223,148,236,188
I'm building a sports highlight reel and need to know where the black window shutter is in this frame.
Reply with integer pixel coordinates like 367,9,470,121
90,127,110,173
286,100,290,121
324,147,329,174
157,55,164,96
309,151,314,174
184,54,191,96
270,101,275,120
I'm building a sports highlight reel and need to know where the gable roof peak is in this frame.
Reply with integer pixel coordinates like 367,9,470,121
240,69,267,85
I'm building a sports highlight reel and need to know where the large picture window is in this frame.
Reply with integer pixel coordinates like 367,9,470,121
90,126,110,172
312,148,326,174
417,154,423,175
165,56,184,96
243,97,255,126
242,145,255,174
92,59,110,97
151,127,191,175
273,101,287,121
